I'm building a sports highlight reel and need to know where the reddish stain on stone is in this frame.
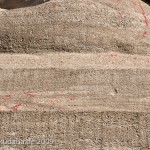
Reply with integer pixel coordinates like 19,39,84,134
0,110,3,112
130,0,136,8
25,93,36,97
69,97,76,101
110,54,117,57
5,94,11,98
143,31,148,37
3,101,8,107
60,86,65,92
138,0,149,27
11,103,21,110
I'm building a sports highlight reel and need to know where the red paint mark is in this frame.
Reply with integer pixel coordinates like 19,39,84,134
25,93,36,97
130,0,136,8
136,31,145,40
138,0,149,27
110,54,117,57
3,101,8,107
112,0,149,39
143,31,148,37
60,86,65,92
11,103,21,110
5,94,11,98
136,30,149,39
69,97,76,101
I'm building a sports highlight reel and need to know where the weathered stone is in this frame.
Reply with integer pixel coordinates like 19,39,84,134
0,0,150,54
0,1,150,150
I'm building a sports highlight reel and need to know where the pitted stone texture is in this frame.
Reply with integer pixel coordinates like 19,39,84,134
0,111,150,150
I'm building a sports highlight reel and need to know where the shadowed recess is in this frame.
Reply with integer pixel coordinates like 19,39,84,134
0,0,149,10
142,0,150,5
0,0,50,9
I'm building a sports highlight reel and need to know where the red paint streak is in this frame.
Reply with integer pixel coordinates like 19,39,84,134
130,0,136,8
143,31,148,37
136,30,149,39
112,0,149,39
25,93,36,97
11,104,21,110
138,0,149,27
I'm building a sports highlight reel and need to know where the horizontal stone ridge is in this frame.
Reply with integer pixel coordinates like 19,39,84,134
0,68,150,112
0,53,150,112
0,53,150,69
